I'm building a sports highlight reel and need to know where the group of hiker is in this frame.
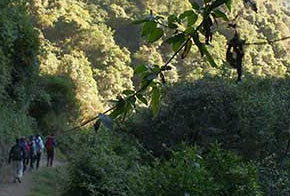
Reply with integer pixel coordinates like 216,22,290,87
8,133,56,183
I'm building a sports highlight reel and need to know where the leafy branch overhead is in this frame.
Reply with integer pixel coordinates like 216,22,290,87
61,0,290,134
62,0,248,133
90,0,235,132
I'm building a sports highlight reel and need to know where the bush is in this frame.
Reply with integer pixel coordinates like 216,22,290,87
64,128,146,196
137,144,261,196
65,127,262,196
258,155,290,195
29,75,78,134
0,0,39,179
127,77,290,160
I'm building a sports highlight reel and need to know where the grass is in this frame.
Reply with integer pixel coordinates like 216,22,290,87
29,165,67,196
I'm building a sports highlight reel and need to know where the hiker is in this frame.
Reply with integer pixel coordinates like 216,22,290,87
35,134,44,169
45,133,56,167
28,136,37,170
20,137,29,174
8,138,26,183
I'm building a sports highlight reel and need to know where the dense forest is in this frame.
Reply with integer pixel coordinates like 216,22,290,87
1,0,290,195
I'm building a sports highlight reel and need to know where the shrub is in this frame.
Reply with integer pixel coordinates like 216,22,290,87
65,128,261,196
137,144,261,196
64,128,147,196
127,77,290,160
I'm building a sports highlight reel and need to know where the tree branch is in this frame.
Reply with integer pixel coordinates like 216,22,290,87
59,38,190,135
245,36,290,45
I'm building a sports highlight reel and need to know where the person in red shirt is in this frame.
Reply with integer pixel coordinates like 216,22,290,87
45,133,56,167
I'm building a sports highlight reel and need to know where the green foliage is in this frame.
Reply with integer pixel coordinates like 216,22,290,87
0,0,39,168
64,128,145,196
65,129,261,196
2,1,290,195
29,0,290,123
29,75,78,134
59,50,103,120
258,155,290,195
32,1,134,119
138,144,261,196
0,0,39,103
126,77,290,161
0,0,79,171
0,104,35,175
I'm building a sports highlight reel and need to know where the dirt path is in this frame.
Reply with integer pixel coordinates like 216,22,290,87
0,158,63,196
0,171,32,196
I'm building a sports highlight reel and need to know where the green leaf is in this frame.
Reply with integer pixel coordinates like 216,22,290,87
185,27,195,35
136,94,148,105
192,32,204,56
110,99,126,119
142,21,157,37
165,33,184,43
179,10,198,27
191,2,200,10
164,33,186,52
202,46,218,67
123,90,135,95
128,96,137,108
152,65,161,73
213,10,228,21
151,86,160,117
179,10,194,19
168,23,178,29
140,80,152,92
172,40,184,52
148,28,164,43
99,114,114,131
187,14,198,26
225,0,232,11
209,0,228,10
168,15,179,29
131,19,148,25
181,39,193,59
165,36,176,44
135,64,148,74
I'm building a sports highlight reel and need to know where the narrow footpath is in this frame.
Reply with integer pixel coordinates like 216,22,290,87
0,159,62,196
0,170,32,196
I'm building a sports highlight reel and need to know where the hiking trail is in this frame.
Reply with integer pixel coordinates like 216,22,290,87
0,170,32,196
0,159,62,196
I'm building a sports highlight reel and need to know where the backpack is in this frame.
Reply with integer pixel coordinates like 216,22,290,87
11,145,23,161
35,137,44,153
46,137,54,151
29,141,36,156
25,143,30,153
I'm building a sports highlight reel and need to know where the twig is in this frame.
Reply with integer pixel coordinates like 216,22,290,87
59,106,116,134
60,6,281,135
245,36,290,45
58,38,190,135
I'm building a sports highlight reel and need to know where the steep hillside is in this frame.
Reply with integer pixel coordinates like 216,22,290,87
0,1,78,180
28,1,290,118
